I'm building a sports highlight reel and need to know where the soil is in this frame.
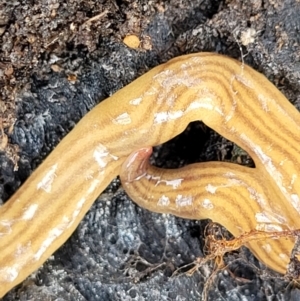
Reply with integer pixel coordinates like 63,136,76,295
1,0,300,300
